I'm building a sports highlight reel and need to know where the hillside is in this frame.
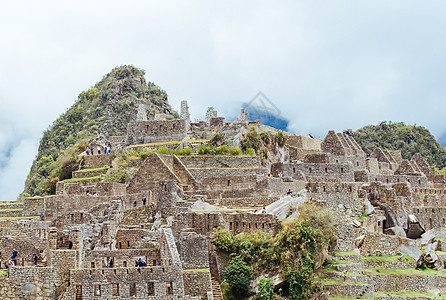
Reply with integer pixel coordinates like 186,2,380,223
24,65,176,196
353,121,446,168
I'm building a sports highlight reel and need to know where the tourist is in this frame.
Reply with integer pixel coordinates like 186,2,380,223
109,161,113,168
86,147,90,155
40,213,45,221
142,197,147,206
133,200,137,208
287,189,292,195
33,254,38,266
108,258,114,268
261,207,266,214
11,249,18,266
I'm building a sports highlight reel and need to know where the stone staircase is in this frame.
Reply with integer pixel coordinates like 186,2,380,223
211,276,224,300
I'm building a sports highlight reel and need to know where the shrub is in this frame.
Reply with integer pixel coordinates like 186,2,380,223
258,277,274,300
229,147,242,156
179,147,193,155
156,146,169,154
210,133,226,146
224,256,252,298
241,126,262,152
274,131,287,147
245,148,256,156
260,132,270,145
216,145,229,155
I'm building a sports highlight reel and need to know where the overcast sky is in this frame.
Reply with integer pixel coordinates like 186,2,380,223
1,0,446,200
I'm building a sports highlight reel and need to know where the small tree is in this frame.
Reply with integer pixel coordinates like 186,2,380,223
258,277,274,300
274,131,287,147
224,256,252,298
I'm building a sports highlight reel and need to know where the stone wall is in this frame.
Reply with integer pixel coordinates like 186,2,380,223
282,162,355,182
179,231,209,269
413,206,446,230
81,153,116,169
180,156,261,169
183,270,212,299
22,197,44,216
126,119,187,145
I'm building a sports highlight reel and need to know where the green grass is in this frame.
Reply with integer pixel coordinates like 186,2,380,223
0,269,8,275
375,291,446,299
316,278,366,285
182,268,210,273
129,139,210,148
192,208,254,213
62,175,103,182
75,166,109,172
188,166,262,170
321,268,362,277
335,251,359,256
361,255,415,263
0,208,23,212
0,216,39,221
364,268,446,276
329,298,373,300
0,202,23,206
325,259,353,265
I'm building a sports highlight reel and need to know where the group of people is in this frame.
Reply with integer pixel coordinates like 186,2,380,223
0,250,39,269
85,145,112,155
135,258,147,267
133,197,147,207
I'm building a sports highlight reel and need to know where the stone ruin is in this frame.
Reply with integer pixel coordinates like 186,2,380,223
1,101,446,299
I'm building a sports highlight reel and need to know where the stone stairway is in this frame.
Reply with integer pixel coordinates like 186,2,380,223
211,276,224,300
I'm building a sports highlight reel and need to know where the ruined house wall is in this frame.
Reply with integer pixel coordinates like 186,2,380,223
180,156,261,169
64,266,185,299
60,182,126,196
283,162,355,182
22,197,44,216
115,229,155,250
413,206,446,230
178,231,209,269
189,168,265,181
366,174,429,188
126,119,187,145
306,182,363,219
84,249,161,268
82,153,116,169
183,271,212,299
412,188,446,207
9,266,54,299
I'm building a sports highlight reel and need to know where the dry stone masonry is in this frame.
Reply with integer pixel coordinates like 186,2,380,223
1,101,446,299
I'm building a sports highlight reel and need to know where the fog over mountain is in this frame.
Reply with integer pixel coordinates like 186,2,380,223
2,0,446,199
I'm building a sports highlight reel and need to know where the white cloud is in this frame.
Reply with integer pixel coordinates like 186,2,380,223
2,0,446,199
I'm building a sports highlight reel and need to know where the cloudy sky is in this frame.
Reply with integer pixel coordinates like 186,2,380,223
1,0,446,200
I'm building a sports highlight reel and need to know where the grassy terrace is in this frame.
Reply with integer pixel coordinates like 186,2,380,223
364,268,446,276
321,267,362,277
74,166,109,172
324,259,353,265
192,208,254,213
0,216,39,221
0,270,8,275
361,255,415,263
329,298,373,300
62,175,103,182
129,139,210,148
188,166,262,170
316,278,367,285
0,202,23,206
375,291,446,299
0,208,23,212
335,251,360,256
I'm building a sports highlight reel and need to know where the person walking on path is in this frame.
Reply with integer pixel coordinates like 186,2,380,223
33,254,38,266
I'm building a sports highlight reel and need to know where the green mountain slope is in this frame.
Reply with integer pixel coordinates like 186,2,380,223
353,121,446,168
24,65,175,196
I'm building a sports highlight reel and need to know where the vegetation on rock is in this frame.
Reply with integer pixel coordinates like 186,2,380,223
24,65,175,196
213,201,334,299
353,121,446,168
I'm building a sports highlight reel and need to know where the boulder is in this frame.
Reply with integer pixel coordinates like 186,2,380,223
406,222,425,239
355,235,365,248
399,244,422,261
421,230,436,245
384,226,407,238
364,198,375,216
